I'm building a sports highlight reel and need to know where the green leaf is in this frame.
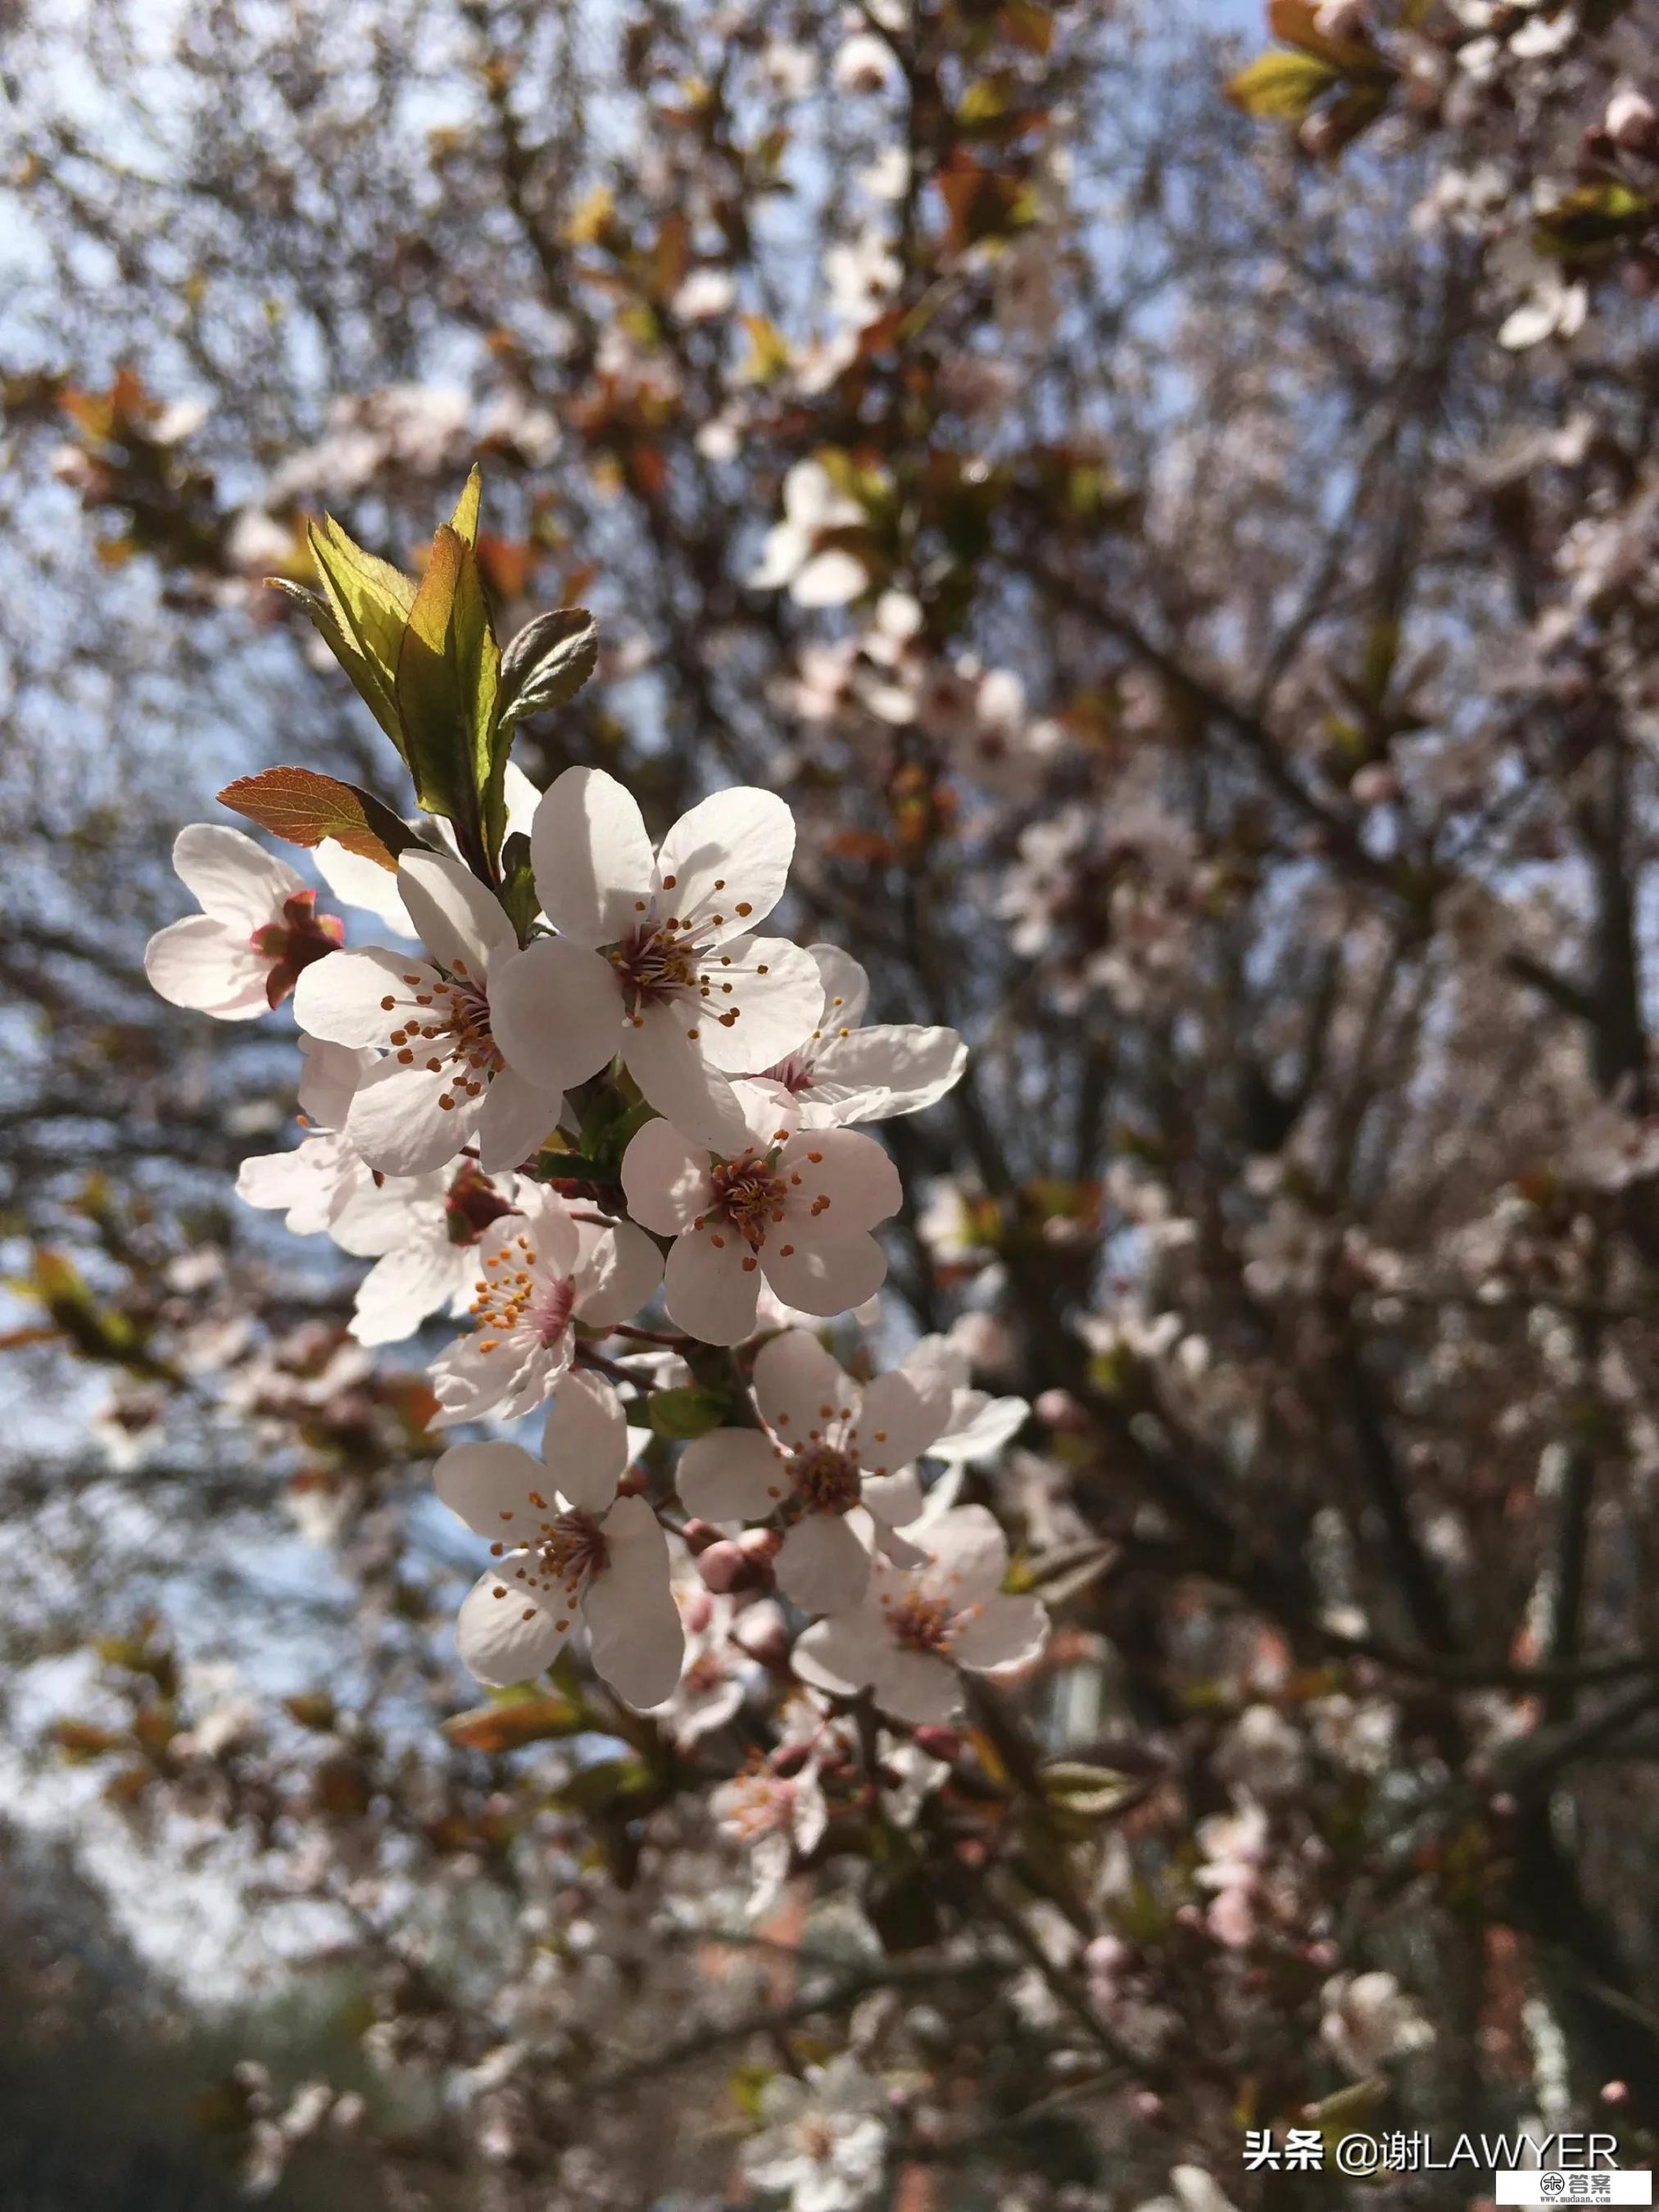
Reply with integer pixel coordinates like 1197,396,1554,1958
216,767,428,870
1040,1761,1144,1823
499,830,538,941
1225,48,1338,119
497,607,599,729
648,1386,728,1441
395,523,501,845
449,462,483,548
287,516,419,758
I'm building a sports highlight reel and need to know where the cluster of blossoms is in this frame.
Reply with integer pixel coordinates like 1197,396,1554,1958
146,583,1046,1820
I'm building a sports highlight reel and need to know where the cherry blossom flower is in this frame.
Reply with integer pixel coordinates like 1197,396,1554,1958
436,1368,682,1707
146,824,342,1018
350,1162,523,1348
1319,1971,1435,2077
677,1330,951,1612
292,848,567,1176
487,768,824,1149
656,1580,782,1751
237,1038,449,1249
746,460,870,608
711,1743,827,1911
897,1333,1029,1464
620,1083,901,1345
792,1504,1047,1724
429,1183,661,1426
739,2056,891,2212
757,945,965,1128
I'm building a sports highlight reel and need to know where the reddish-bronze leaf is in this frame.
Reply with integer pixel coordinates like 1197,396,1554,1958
216,766,421,871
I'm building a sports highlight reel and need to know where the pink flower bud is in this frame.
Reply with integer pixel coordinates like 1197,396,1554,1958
680,1517,723,1555
771,1742,811,1779
696,1540,766,1593
1035,1388,1086,1431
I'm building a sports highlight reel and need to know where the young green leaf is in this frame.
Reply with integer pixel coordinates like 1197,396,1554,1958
496,607,599,731
395,524,501,849
1225,49,1338,119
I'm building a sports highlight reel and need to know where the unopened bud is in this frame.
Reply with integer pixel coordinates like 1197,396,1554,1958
771,1742,812,1779
912,1724,963,1761
696,1539,767,1594
1035,1388,1086,1432
680,1517,723,1555
1607,85,1657,152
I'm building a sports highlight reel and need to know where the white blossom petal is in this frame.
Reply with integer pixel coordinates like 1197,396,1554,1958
529,766,656,947
173,823,304,929
753,1330,854,1439
569,1218,664,1328
314,841,415,935
145,916,269,1018
805,1023,966,1122
761,1231,888,1319
473,1064,565,1172
456,1562,569,1685
542,1368,629,1512
664,1225,759,1344
344,1057,468,1176
655,786,796,940
775,1514,871,1613
487,936,622,1093
351,1239,460,1344
677,1428,785,1521
583,1495,683,1707
696,936,824,1073
620,1117,717,1234
858,1370,950,1474
292,946,434,1047
434,1440,542,1537
952,1592,1048,1674
622,1004,752,1149
397,849,518,977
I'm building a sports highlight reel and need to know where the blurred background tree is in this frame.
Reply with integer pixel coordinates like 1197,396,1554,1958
6,0,1659,2203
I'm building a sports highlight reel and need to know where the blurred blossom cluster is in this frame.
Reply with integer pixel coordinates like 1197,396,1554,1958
3,0,1659,2205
